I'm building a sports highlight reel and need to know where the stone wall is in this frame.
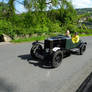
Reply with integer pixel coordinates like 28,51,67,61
0,34,12,42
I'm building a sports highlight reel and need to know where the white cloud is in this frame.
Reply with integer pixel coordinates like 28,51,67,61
72,0,92,8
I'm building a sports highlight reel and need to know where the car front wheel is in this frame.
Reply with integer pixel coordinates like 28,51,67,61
51,50,63,68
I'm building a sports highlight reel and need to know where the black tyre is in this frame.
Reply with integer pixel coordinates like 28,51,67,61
80,45,86,55
30,44,42,58
51,50,63,68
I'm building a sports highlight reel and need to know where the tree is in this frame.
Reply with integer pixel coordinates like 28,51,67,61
0,0,16,18
8,0,15,16
0,2,9,18
23,0,69,12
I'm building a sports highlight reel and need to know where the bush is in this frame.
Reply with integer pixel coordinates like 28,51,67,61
48,22,61,33
88,18,92,22
1,5,90,41
0,20,15,38
30,24,48,34
61,24,78,34
86,29,92,34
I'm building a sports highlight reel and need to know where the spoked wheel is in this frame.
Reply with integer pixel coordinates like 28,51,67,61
51,50,63,68
30,44,43,58
80,45,86,55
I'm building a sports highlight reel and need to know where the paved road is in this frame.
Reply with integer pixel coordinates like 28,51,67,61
0,36,92,92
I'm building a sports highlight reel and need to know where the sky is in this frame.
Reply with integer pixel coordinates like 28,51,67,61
0,0,92,13
72,0,92,9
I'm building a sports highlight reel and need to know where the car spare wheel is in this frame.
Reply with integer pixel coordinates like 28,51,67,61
30,44,43,58
51,50,63,68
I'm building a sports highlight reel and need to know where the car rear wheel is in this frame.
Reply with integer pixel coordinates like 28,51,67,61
80,45,86,55
51,50,63,68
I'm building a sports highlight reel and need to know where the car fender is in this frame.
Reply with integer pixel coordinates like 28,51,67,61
32,40,39,45
52,47,60,52
79,42,87,48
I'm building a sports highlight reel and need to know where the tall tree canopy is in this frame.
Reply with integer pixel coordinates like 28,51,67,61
8,0,15,16
23,0,72,11
0,0,74,13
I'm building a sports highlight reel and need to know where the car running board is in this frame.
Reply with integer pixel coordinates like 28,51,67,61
70,48,79,52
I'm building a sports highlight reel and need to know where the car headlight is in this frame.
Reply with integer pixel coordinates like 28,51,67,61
45,48,50,53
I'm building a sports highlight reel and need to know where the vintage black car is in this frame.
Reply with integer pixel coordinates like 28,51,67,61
30,35,87,68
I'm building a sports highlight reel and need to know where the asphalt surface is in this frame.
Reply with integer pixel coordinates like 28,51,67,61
76,72,92,92
0,36,92,92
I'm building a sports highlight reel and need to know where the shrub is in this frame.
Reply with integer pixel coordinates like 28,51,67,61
48,22,61,33
0,20,15,38
88,17,92,22
86,29,92,34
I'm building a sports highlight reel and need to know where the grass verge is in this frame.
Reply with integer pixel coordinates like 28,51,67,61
79,34,92,37
11,34,92,43
11,35,48,43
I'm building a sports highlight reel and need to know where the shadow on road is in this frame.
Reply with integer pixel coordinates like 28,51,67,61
0,78,16,92
18,54,53,69
76,72,92,92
